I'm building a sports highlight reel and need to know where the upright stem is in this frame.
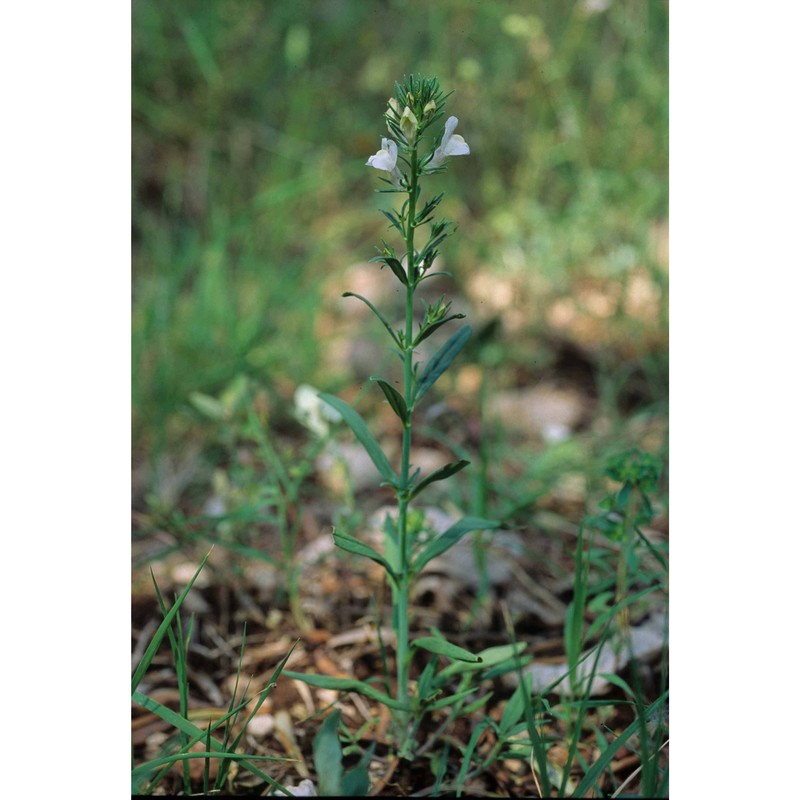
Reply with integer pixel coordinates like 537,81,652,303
395,147,418,757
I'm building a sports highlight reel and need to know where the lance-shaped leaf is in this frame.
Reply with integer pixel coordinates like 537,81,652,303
409,459,470,501
412,636,482,663
282,672,411,711
369,255,408,286
370,377,409,424
419,270,453,282
436,641,529,681
413,313,466,346
342,292,401,347
380,208,405,237
333,529,398,585
412,515,500,573
414,325,472,404
414,192,444,226
319,393,399,487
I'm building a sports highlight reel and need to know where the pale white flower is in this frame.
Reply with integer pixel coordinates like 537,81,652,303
428,116,470,169
294,384,341,438
366,137,398,171
366,137,404,188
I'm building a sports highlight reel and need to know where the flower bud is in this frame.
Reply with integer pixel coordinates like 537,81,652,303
400,106,419,142
387,97,401,121
423,99,436,117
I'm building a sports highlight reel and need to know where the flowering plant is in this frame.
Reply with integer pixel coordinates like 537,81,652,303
287,75,501,763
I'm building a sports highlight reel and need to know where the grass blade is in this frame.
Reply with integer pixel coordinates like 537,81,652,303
283,671,410,711
572,691,669,797
131,550,211,694
132,690,292,794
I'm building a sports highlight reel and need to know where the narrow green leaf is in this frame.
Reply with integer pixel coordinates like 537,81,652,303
419,270,453,283
414,192,444,226
437,641,528,681
414,325,472,403
419,231,451,263
585,585,660,641
341,761,371,797
380,208,405,236
456,719,494,792
482,654,534,681
132,550,211,694
283,671,410,711
134,751,286,775
341,292,402,347
427,686,480,711
597,672,636,697
462,692,493,715
413,313,466,346
416,659,438,702
380,257,409,286
319,393,398,487
498,676,530,737
409,459,470,501
370,378,408,423
333,529,398,584
313,710,344,797
412,636,481,662
572,692,669,797
413,516,500,573
131,691,291,794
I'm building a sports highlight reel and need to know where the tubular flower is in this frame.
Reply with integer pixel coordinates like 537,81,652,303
427,116,470,169
366,137,398,171
366,137,404,188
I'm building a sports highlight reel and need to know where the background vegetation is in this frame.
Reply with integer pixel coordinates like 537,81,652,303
132,1,668,795
133,0,667,499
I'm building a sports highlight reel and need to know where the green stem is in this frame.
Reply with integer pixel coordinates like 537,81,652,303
615,498,635,638
395,146,419,757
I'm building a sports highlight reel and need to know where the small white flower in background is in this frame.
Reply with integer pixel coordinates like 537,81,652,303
582,0,611,13
294,384,341,437
427,116,470,169
366,137,404,188
542,422,572,444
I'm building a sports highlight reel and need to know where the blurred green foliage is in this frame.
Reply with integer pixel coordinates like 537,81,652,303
133,0,667,472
